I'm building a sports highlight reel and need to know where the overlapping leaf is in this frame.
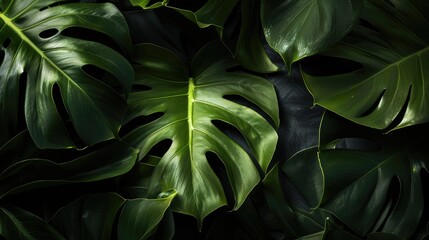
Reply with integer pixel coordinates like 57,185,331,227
0,206,65,240
261,0,363,69
316,112,429,238
123,41,279,224
130,0,278,73
0,131,138,199
50,191,176,240
0,0,134,148
303,0,429,130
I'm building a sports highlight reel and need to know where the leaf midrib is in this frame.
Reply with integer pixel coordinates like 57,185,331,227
0,12,92,101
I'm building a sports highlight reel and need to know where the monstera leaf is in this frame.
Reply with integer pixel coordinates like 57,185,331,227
303,0,429,131
316,112,429,239
122,41,279,224
0,0,134,148
261,0,363,69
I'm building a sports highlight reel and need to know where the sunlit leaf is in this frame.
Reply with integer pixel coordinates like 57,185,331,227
123,41,278,224
0,0,133,148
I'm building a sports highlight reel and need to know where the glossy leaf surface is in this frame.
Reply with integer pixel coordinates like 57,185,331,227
261,0,363,69
303,0,429,130
0,0,133,148
117,190,177,240
317,112,429,238
123,42,279,223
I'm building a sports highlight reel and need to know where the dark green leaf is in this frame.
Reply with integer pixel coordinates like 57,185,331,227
236,0,278,73
262,162,327,239
0,0,134,148
50,193,125,240
0,206,65,240
0,140,138,198
317,112,428,238
123,41,279,224
261,0,363,69
303,0,429,130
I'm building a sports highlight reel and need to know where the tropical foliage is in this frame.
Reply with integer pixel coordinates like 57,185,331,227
0,0,428,239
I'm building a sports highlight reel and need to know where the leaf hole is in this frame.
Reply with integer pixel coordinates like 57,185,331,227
52,83,86,149
334,137,381,151
131,84,152,92
206,151,235,209
384,85,412,132
17,72,28,132
372,176,400,232
81,64,123,95
39,28,59,39
223,94,276,128
2,37,11,48
61,27,122,54
146,139,172,158
0,50,4,66
119,112,164,137
211,120,264,177
300,55,363,76
359,89,386,117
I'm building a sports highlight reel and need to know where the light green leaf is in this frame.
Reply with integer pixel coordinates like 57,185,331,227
303,0,429,131
50,193,125,240
0,206,65,240
0,0,134,148
117,189,177,240
261,0,363,69
123,41,279,224
317,112,428,238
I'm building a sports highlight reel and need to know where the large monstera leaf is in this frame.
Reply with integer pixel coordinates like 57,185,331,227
303,0,429,131
0,0,134,148
123,41,279,224
261,0,363,70
315,112,429,239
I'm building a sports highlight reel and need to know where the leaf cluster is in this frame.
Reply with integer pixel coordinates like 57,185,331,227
0,0,428,239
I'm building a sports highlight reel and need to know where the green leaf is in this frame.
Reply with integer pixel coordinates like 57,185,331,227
130,0,238,37
317,112,429,238
50,193,125,240
262,161,327,239
303,0,429,130
282,147,324,208
236,0,278,73
205,198,273,240
0,206,65,240
261,0,363,70
123,41,279,224
0,0,134,148
117,189,177,240
0,140,138,199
